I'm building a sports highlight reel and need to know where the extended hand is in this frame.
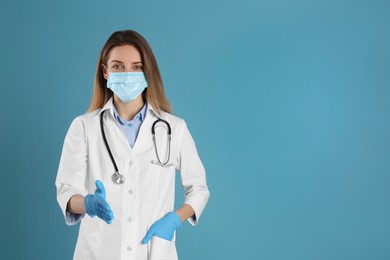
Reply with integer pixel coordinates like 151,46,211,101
84,180,114,224
142,212,181,244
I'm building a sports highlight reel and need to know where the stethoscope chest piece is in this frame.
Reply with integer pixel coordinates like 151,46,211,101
112,171,125,184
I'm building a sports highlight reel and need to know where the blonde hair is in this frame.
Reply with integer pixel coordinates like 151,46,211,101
87,30,172,114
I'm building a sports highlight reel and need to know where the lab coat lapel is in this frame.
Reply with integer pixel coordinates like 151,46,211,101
97,98,133,171
131,103,159,154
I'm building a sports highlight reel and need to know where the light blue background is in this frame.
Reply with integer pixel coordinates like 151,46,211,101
1,0,389,259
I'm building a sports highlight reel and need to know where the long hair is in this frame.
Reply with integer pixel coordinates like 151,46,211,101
87,30,172,114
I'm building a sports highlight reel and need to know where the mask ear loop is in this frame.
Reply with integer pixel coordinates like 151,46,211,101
101,63,109,80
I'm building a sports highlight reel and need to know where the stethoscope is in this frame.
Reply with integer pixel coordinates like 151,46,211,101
100,110,172,184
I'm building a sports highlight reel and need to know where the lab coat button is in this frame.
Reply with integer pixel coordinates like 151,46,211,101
127,217,132,222
127,246,132,252
128,189,134,195
129,161,133,167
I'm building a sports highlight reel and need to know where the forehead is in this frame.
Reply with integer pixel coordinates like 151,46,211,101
107,45,141,62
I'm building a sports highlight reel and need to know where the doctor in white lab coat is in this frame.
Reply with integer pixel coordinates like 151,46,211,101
55,30,210,260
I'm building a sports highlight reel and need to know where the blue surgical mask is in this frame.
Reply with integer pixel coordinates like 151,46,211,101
107,72,148,103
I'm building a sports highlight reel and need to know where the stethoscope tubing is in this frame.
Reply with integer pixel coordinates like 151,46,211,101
151,118,172,167
100,111,119,173
100,110,173,184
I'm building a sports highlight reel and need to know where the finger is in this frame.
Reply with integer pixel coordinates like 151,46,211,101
95,180,106,198
97,200,113,216
95,197,114,218
142,225,156,244
97,196,112,212
103,207,114,220
102,210,114,222
97,206,114,221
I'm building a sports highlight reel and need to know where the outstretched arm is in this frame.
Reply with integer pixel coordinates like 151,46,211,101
67,194,86,214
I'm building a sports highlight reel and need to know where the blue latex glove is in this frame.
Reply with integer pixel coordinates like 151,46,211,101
84,180,114,224
142,212,181,244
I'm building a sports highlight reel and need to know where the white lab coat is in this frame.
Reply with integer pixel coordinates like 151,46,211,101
55,97,210,260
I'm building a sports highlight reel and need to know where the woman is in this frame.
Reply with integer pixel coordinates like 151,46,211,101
55,30,210,260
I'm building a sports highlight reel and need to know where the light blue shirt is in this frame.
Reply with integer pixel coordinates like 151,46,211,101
112,102,147,148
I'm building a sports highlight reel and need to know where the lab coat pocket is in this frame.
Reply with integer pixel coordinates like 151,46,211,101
149,236,178,260
75,217,102,258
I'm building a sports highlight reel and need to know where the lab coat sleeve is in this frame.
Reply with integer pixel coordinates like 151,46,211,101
177,120,210,226
55,116,88,226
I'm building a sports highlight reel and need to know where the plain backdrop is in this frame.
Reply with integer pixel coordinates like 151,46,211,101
1,0,389,259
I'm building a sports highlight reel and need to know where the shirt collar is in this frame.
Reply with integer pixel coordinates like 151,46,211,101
96,97,161,120
112,101,147,126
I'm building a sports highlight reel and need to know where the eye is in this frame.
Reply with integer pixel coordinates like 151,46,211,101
134,65,143,71
112,64,125,71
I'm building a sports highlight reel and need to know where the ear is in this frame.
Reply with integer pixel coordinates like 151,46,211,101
102,64,108,80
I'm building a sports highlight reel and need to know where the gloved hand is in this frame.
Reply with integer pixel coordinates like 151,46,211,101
142,212,181,244
84,180,114,224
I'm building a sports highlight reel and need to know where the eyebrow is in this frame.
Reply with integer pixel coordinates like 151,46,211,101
110,60,143,64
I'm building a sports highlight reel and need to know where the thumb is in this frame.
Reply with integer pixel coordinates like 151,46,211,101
95,180,106,198
142,225,156,244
